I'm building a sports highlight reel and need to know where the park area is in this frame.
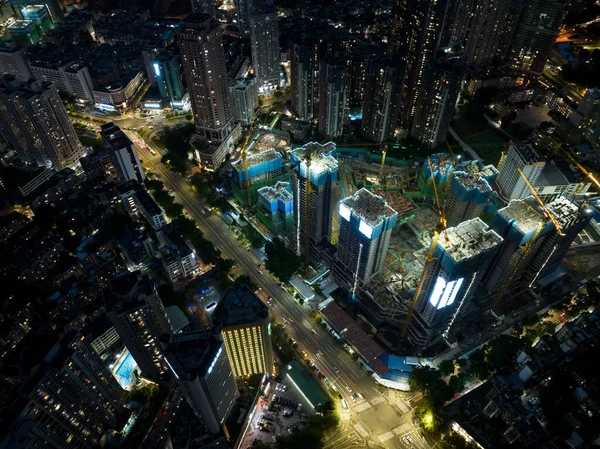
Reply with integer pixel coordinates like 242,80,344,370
450,119,510,166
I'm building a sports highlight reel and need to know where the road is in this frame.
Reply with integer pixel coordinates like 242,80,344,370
131,134,430,449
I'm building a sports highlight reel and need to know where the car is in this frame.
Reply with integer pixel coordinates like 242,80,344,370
332,366,339,374
350,395,356,402
341,398,348,410
312,329,318,336
346,386,353,393
356,392,364,400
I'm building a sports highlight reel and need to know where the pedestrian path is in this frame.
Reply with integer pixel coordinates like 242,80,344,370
353,423,369,438
370,396,385,406
354,402,372,413
378,431,394,443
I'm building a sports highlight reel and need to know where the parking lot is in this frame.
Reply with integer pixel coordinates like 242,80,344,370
240,381,310,448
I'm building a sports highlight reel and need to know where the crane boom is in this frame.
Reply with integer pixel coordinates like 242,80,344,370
517,168,565,236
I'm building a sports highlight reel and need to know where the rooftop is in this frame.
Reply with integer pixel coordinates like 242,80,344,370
258,182,292,204
512,143,542,164
499,197,547,235
454,160,497,191
101,123,132,150
536,160,577,187
547,196,584,228
135,189,164,216
212,283,268,328
291,141,338,176
103,271,154,313
339,188,397,228
440,218,503,262
232,149,282,170
427,153,454,176
163,331,220,376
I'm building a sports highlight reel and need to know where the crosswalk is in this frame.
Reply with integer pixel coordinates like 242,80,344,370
353,423,369,438
354,401,372,413
393,423,412,435
395,399,411,414
370,396,385,406
378,431,394,443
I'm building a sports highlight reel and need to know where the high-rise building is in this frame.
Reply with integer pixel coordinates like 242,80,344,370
290,142,338,260
407,218,503,350
212,283,274,378
441,0,475,47
444,160,498,227
318,54,350,139
291,37,323,120
0,75,83,169
179,14,234,141
103,271,171,379
100,123,146,184
411,59,463,148
191,0,215,16
230,75,258,125
333,189,397,292
150,53,185,107
249,7,280,90
257,181,294,232
464,0,511,65
495,142,545,199
161,330,239,435
234,0,253,35
576,88,600,146
508,0,568,75
2,331,126,449
391,0,451,121
481,196,592,304
361,59,403,142
0,41,32,81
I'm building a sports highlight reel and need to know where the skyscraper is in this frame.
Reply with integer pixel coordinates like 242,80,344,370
576,88,600,146
441,0,475,47
464,0,511,65
150,53,186,107
162,330,239,435
100,122,146,184
508,0,568,75
318,54,350,139
179,14,234,141
291,37,323,120
249,7,280,90
333,189,397,292
361,59,403,142
0,41,32,81
495,142,545,199
411,59,463,149
230,75,258,125
2,332,127,448
191,0,215,16
103,271,172,379
407,218,503,350
234,0,253,35
212,283,274,378
290,142,338,260
444,160,498,227
0,75,83,169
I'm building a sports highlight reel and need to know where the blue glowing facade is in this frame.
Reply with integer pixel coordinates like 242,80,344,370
152,54,185,106
232,149,283,186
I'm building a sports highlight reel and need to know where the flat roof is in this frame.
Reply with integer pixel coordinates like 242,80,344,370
232,149,281,169
212,283,268,328
547,196,582,228
291,141,338,176
103,271,154,313
440,218,503,262
163,331,220,375
512,143,541,163
453,160,497,191
287,360,328,408
499,197,547,235
258,182,292,204
135,189,163,216
340,188,397,228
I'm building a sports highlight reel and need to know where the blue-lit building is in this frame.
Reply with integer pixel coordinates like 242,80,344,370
333,188,397,292
290,141,338,261
151,54,185,108
11,0,62,23
257,181,294,232
444,160,498,227
407,218,503,350
232,149,283,188
420,152,455,195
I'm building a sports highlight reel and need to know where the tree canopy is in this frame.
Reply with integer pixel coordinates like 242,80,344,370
265,239,302,282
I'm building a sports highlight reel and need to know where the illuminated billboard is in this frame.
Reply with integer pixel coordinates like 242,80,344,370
429,277,465,309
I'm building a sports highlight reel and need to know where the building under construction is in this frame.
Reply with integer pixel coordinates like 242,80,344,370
418,152,455,197
290,141,338,263
231,149,287,205
444,160,498,227
406,218,504,350
333,188,398,293
257,181,294,233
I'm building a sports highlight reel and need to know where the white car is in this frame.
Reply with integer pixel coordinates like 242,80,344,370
345,386,353,393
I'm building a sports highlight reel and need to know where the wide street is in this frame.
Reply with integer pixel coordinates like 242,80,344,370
130,133,432,449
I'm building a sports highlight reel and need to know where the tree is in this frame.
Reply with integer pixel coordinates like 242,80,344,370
440,432,478,449
264,238,302,282
439,359,455,376
448,373,469,395
234,274,258,291
216,258,234,275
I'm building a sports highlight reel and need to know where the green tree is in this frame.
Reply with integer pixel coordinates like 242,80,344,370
234,274,258,291
439,359,455,376
264,238,302,282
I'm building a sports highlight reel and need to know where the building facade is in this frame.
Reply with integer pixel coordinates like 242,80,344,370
249,8,280,90
291,38,323,120
230,75,258,125
464,0,511,65
100,123,146,184
151,53,185,106
496,142,545,199
318,55,350,139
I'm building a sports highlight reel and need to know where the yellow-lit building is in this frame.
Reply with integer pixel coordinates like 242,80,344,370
213,284,274,377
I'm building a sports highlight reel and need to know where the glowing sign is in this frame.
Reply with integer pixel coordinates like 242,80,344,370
359,220,373,238
207,346,223,374
153,63,160,77
429,277,465,309
339,203,351,221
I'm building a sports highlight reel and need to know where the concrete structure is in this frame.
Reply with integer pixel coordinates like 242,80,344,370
92,70,146,110
249,7,280,90
29,61,94,103
407,218,503,350
361,59,403,142
508,0,568,75
87,315,120,355
1,331,126,449
0,76,83,169
318,54,350,139
496,143,545,199
135,188,168,230
0,41,32,81
576,88,600,146
157,224,199,283
212,283,274,378
444,160,498,227
179,14,234,141
291,38,322,120
190,123,242,170
333,189,397,292
234,0,253,35
230,76,258,125
257,182,294,232
100,123,146,184
150,53,185,107
162,330,239,435
411,59,463,149
290,142,338,260
103,271,172,379
464,0,511,66
232,149,283,189
191,0,215,16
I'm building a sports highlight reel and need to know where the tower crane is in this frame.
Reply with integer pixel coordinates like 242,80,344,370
401,157,450,336
518,168,565,236
240,115,259,205
558,146,600,193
